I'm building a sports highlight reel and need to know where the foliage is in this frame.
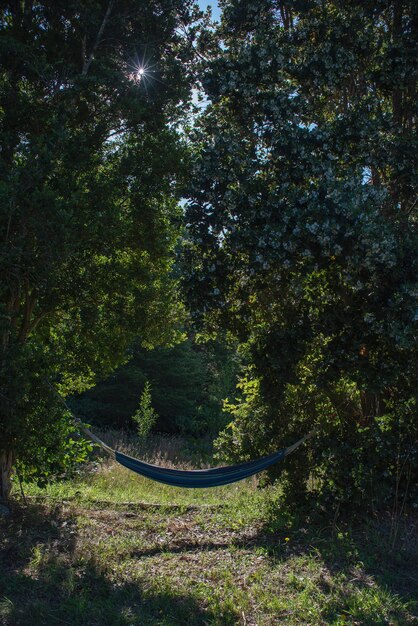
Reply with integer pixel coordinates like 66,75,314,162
185,0,418,511
2,340,94,486
72,337,239,435
0,0,198,486
132,381,158,440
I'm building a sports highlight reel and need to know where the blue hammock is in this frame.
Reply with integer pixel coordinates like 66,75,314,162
49,383,310,489
80,422,310,488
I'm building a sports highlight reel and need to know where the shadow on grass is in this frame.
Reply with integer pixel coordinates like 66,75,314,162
1,501,416,626
272,514,418,597
128,514,418,624
128,515,417,594
0,503,237,626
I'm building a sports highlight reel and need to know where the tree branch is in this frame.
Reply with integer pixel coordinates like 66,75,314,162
82,0,115,76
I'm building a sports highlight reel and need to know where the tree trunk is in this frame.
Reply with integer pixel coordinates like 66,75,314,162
360,390,386,425
0,450,14,504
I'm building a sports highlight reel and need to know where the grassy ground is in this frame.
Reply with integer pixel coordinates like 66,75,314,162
0,433,417,626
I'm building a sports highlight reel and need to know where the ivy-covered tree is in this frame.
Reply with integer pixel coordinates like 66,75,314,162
0,0,198,501
186,0,417,511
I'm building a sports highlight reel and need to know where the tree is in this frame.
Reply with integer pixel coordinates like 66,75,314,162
185,0,417,511
0,0,198,501
72,337,239,434
132,381,158,440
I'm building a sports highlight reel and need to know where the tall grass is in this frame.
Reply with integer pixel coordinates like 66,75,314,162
19,431,260,508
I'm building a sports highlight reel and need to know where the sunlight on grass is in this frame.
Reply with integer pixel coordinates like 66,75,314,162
21,460,262,508
19,432,271,510
7,433,416,625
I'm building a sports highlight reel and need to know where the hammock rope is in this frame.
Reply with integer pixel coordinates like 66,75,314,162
49,382,312,489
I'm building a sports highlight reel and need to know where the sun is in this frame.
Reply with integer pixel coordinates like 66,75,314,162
126,55,156,87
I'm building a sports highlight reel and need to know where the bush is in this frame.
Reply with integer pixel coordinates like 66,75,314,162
216,371,417,515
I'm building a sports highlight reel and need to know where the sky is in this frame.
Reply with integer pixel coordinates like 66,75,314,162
198,0,221,22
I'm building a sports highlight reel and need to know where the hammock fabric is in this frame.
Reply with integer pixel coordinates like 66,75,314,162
48,382,311,489
79,422,310,488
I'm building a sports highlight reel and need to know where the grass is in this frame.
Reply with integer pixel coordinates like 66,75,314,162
19,430,260,508
1,432,417,625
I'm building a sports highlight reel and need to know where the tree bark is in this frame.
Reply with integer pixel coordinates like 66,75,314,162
0,450,14,503
360,390,387,426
